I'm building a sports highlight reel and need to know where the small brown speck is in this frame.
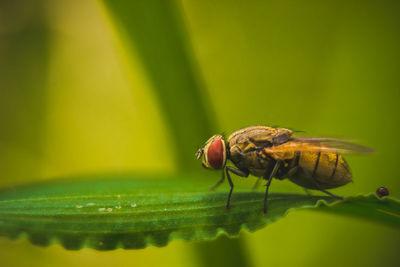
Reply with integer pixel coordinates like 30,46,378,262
376,187,389,197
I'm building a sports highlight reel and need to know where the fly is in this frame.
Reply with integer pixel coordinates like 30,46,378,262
196,126,374,214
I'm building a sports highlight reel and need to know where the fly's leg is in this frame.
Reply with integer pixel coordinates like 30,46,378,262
263,160,282,215
209,170,225,191
304,169,343,200
285,166,299,178
251,177,262,191
316,187,343,200
226,168,233,210
225,166,249,210
300,167,343,200
303,188,312,196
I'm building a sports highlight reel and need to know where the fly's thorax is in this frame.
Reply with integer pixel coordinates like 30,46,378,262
197,134,227,170
226,126,293,177
229,145,274,177
228,126,293,150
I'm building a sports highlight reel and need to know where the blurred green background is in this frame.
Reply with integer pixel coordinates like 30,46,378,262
0,0,399,266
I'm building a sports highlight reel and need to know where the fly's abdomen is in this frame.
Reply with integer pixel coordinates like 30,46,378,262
288,151,352,189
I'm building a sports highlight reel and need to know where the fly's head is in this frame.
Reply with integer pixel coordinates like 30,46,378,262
196,134,227,170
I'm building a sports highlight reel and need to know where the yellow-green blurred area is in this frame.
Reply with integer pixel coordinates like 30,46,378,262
0,0,399,266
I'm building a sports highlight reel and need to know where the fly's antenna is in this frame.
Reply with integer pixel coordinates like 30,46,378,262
286,127,306,134
292,129,306,134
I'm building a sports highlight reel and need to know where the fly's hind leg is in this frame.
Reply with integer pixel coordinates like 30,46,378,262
225,167,249,210
316,187,343,200
303,168,344,200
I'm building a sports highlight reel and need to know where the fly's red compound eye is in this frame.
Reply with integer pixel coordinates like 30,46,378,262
197,134,226,170
207,139,224,169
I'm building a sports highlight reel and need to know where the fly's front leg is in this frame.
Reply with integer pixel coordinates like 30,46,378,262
225,166,249,210
263,160,282,215
209,170,225,191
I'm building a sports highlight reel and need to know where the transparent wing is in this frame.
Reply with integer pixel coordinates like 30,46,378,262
264,137,375,155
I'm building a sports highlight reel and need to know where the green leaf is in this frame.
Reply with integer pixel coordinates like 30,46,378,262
0,174,398,251
315,194,400,227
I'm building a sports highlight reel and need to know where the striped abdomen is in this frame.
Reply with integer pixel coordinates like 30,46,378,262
285,151,352,189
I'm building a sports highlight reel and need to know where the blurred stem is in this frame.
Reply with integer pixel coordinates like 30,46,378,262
102,0,251,266
103,0,215,172
195,235,254,267
0,0,50,182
